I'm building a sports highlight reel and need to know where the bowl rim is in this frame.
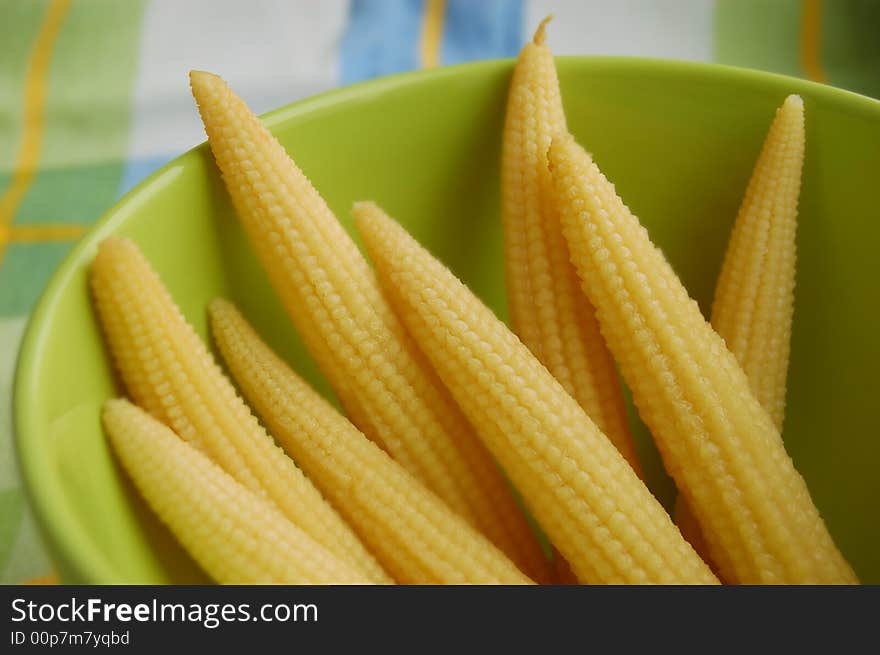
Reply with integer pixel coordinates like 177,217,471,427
13,55,880,584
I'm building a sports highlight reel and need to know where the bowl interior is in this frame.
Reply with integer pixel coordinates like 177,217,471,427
15,58,880,583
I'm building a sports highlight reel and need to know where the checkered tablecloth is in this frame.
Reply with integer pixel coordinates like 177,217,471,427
2,0,877,584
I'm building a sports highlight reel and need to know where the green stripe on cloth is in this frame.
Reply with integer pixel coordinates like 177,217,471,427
0,489,24,573
0,317,27,492
820,0,880,99
12,161,128,226
0,0,148,584
7,0,147,236
0,0,50,171
715,0,880,98
1,312,55,584
714,0,803,79
0,320,26,576
37,0,147,170
0,242,73,316
3,502,53,584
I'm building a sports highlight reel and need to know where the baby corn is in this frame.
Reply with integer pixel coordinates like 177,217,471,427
712,94,803,428
190,70,551,583
548,132,856,584
91,237,389,584
209,299,533,585
102,399,372,585
502,18,639,470
676,95,805,558
355,202,718,585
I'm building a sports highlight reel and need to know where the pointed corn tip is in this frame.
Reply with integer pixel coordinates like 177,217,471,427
101,398,142,440
783,93,804,109
778,94,805,122
533,15,554,45
207,298,238,331
353,202,405,270
767,94,804,136
102,397,128,417
774,93,804,129
189,69,220,86
96,234,128,249
351,200,380,217
207,297,234,317
547,132,587,170
351,200,386,235
189,70,225,103
94,235,136,265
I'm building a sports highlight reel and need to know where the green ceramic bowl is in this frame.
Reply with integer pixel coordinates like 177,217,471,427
14,58,880,584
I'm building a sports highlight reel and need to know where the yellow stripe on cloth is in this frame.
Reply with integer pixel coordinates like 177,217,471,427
0,0,72,264
419,0,445,68
3,223,86,243
800,0,827,83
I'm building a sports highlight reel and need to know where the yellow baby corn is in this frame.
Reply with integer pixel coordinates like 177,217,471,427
102,399,372,585
209,299,533,585
190,70,551,583
675,95,805,558
355,202,717,585
712,94,803,428
91,237,389,584
502,17,640,471
548,132,856,584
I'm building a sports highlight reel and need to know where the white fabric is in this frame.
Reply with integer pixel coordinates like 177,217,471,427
525,0,714,61
125,0,348,160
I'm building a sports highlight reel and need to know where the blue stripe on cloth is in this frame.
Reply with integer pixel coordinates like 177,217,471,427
117,154,175,196
440,0,524,65
339,0,424,85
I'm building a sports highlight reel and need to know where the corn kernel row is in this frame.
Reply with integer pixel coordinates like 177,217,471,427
210,299,534,585
355,201,718,585
190,70,552,582
91,237,389,583
548,132,855,584
103,399,373,585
